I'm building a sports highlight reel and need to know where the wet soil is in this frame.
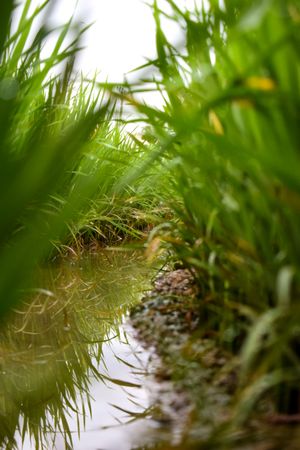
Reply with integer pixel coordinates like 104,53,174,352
129,269,300,450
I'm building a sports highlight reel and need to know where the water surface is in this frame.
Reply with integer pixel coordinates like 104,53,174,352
0,250,158,450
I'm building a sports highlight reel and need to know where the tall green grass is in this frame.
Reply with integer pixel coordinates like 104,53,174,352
0,0,165,317
0,0,101,315
124,0,300,419
3,0,300,434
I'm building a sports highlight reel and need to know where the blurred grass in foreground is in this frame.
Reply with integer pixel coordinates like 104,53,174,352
121,0,300,422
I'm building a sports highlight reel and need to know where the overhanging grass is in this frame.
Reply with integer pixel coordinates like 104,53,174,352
123,0,300,419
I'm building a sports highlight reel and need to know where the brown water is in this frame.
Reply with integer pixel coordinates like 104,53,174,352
0,250,159,450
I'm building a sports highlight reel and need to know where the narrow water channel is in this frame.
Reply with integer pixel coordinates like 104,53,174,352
0,251,160,450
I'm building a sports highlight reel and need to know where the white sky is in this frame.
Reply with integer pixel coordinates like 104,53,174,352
50,0,161,81
17,0,203,78
15,0,204,110
52,0,202,80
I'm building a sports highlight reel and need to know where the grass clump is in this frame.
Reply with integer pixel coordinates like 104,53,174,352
0,0,164,316
122,0,300,423
2,0,300,444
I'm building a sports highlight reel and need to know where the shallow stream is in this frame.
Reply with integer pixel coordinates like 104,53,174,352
0,251,162,450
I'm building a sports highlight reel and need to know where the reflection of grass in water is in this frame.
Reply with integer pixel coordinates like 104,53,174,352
0,251,151,450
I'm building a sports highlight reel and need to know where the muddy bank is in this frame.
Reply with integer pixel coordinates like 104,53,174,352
129,269,300,450
130,269,237,447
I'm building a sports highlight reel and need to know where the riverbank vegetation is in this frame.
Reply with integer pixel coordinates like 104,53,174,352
0,0,166,317
130,0,300,425
1,0,300,447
